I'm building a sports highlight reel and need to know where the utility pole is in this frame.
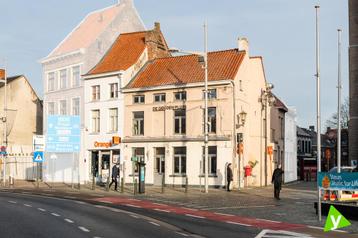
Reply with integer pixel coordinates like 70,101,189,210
337,29,342,173
204,22,209,194
315,5,322,222
0,67,7,187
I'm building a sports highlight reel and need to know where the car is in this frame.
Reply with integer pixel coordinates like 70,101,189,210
329,166,355,173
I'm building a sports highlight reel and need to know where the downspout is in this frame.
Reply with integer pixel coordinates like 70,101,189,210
229,81,238,189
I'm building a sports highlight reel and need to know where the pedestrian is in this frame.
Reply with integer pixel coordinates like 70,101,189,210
272,165,284,200
227,163,233,192
109,163,120,191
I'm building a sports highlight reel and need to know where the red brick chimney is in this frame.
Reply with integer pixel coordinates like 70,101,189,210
145,22,171,60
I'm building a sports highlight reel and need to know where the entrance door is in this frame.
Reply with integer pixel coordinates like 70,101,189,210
154,148,165,186
101,152,110,183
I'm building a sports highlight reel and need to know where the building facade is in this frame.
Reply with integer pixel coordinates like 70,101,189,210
83,24,170,183
121,39,273,187
284,107,297,183
40,1,145,183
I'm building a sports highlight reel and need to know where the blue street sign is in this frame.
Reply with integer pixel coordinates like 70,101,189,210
33,151,44,163
46,116,81,153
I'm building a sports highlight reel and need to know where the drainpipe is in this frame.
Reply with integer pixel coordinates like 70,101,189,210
229,81,239,189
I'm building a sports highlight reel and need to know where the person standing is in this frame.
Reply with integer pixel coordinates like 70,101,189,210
227,163,233,192
272,165,284,200
109,164,120,191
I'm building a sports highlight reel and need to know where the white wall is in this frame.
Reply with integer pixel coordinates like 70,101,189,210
284,107,297,183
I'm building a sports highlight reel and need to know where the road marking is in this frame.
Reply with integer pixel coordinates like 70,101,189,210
130,215,139,219
185,214,205,219
175,232,189,237
153,203,167,206
214,212,235,216
75,201,86,205
149,221,160,227
78,226,90,232
307,225,323,230
8,201,17,204
24,204,32,207
51,213,60,217
126,204,141,208
226,221,252,227
38,208,46,212
65,219,74,223
184,208,198,211
256,218,281,223
154,208,170,213
94,205,105,209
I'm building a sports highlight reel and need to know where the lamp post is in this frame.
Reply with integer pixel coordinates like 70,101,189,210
0,68,7,187
259,83,274,187
337,29,342,174
169,22,209,193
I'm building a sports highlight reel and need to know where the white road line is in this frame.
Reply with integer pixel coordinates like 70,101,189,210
126,204,141,208
94,205,105,209
8,201,17,204
185,214,205,219
38,208,46,212
130,215,139,219
51,213,60,217
226,221,252,227
184,208,198,211
175,232,189,237
78,226,90,232
24,204,32,207
256,218,281,223
64,219,74,223
307,226,323,230
154,208,170,213
149,221,160,227
214,212,235,216
153,203,167,206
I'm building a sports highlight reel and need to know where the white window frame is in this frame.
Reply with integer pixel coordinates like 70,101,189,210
133,95,145,104
92,85,100,101
109,108,118,132
92,110,100,133
47,72,56,92
48,102,55,115
173,147,186,175
72,65,81,87
72,97,80,116
109,83,118,99
59,100,67,115
154,93,166,103
60,69,67,89
174,91,186,101
133,111,144,136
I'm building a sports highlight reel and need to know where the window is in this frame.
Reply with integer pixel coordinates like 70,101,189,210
72,98,80,116
110,83,118,99
133,111,144,135
133,95,145,104
154,93,166,103
59,100,67,115
109,108,118,132
48,102,55,115
133,148,144,173
92,85,100,101
60,69,67,89
48,72,55,92
92,110,100,133
174,147,186,175
174,91,186,101
174,109,186,134
203,89,217,99
72,66,80,87
271,128,276,142
155,148,165,174
280,117,284,139
207,107,216,133
202,146,217,175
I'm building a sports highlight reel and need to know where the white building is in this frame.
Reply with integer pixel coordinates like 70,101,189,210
284,107,297,183
40,0,145,183
83,24,170,183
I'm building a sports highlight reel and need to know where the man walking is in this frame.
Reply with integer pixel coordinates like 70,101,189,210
109,163,120,191
227,163,233,192
272,165,284,200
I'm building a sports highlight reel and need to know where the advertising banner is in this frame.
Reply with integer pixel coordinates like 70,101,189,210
318,172,358,191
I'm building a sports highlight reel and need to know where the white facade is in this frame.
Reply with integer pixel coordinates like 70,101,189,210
41,2,145,183
284,107,298,183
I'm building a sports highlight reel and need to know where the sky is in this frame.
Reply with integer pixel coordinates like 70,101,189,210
0,0,349,128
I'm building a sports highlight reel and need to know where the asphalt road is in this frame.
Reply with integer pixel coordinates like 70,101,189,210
0,191,260,238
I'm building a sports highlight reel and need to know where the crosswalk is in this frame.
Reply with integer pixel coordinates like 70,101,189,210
255,229,313,238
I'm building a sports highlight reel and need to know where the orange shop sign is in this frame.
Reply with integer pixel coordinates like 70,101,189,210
94,141,112,148
267,146,273,156
112,136,121,145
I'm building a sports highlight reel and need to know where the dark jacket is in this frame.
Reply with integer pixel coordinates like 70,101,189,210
272,168,284,187
227,166,233,181
112,165,120,178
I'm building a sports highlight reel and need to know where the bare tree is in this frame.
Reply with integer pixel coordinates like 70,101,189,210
326,98,349,129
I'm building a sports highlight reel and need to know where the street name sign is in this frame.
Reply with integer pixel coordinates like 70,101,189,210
33,135,45,152
46,116,81,153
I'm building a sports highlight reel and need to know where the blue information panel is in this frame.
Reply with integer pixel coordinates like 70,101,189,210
46,116,81,153
318,172,358,191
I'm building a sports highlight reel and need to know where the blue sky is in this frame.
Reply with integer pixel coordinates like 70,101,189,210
0,0,349,128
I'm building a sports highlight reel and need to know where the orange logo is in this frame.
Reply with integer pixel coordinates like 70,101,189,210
322,175,330,189
94,141,112,148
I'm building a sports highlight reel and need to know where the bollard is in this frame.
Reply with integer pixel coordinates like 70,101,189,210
134,178,138,195
185,176,188,193
106,176,110,192
161,174,165,194
92,175,95,190
9,176,14,187
120,177,124,193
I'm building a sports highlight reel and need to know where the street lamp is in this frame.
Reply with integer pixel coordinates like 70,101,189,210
259,83,275,187
169,22,209,193
0,68,7,187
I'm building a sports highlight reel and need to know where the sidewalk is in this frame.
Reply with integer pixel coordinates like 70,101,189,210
1,180,357,234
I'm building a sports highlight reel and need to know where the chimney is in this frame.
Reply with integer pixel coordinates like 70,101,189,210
120,0,133,6
154,22,161,32
238,37,249,55
309,125,315,132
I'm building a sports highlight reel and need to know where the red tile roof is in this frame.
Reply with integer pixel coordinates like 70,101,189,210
87,31,147,75
126,49,245,89
274,95,288,112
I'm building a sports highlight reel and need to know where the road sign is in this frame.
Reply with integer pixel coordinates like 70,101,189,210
33,135,45,152
46,116,81,153
33,151,44,163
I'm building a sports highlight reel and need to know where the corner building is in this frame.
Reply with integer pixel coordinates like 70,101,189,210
122,39,273,187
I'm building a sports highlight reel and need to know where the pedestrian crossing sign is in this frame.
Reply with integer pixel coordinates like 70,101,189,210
33,151,44,163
